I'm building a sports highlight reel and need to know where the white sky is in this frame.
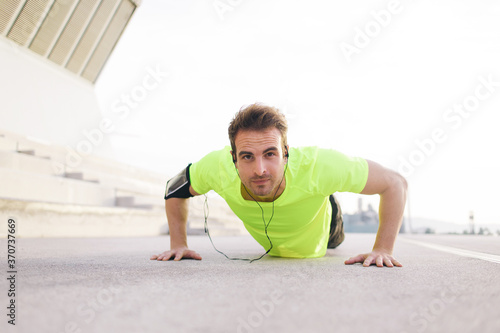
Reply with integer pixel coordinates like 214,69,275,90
95,0,500,228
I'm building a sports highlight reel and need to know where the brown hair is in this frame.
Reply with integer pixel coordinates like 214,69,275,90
228,103,288,154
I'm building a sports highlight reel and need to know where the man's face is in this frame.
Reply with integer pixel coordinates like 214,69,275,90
232,128,287,202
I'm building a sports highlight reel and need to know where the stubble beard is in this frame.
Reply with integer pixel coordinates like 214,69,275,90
247,176,280,199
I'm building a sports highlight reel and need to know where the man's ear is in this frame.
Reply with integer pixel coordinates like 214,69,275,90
230,150,236,163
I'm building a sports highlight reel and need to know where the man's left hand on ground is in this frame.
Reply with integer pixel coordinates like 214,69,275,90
344,250,403,267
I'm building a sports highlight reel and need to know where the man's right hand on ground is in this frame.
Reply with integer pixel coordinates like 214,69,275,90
150,247,202,261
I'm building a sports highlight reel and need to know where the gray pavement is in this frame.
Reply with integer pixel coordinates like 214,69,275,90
1,233,500,333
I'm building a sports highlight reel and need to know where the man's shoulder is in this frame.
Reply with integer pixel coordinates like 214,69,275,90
290,146,365,173
291,146,344,161
291,146,319,157
289,146,368,193
189,146,236,194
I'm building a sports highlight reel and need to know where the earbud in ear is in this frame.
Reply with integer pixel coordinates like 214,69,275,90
284,147,289,158
232,154,237,163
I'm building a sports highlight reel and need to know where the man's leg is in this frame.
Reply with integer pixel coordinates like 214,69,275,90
327,194,345,249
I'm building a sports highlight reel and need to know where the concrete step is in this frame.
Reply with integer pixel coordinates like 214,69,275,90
64,172,84,180
0,168,115,206
115,196,135,207
0,134,17,151
115,190,163,209
0,150,60,176
85,170,165,196
0,129,165,185
17,149,35,156
0,150,162,207
0,198,166,238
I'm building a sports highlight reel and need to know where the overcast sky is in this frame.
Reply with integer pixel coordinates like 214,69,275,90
95,0,500,229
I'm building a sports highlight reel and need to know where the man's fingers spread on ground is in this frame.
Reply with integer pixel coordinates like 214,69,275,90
191,252,202,260
152,250,202,262
183,250,202,260
160,251,173,261
392,258,403,267
344,257,356,264
376,256,384,267
174,251,184,261
383,257,394,267
345,254,365,264
363,257,373,267
345,257,357,265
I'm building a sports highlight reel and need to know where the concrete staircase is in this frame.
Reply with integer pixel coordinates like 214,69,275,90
0,130,164,208
0,130,166,237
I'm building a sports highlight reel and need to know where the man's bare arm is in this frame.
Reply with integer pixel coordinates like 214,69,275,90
344,159,407,267
150,186,202,261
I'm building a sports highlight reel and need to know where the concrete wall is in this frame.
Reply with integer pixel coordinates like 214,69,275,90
0,35,113,158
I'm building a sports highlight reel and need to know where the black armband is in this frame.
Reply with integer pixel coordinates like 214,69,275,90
164,163,194,200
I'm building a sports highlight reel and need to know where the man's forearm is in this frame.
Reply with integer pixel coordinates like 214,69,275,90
373,177,407,253
346,160,407,267
165,198,190,249
149,198,201,261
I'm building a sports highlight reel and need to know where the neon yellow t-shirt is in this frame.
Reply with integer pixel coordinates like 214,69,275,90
190,146,369,258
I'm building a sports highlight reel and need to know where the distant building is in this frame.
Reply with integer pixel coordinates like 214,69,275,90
344,198,379,233
469,211,475,235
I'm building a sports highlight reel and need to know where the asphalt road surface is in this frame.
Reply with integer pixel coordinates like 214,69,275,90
1,233,499,333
